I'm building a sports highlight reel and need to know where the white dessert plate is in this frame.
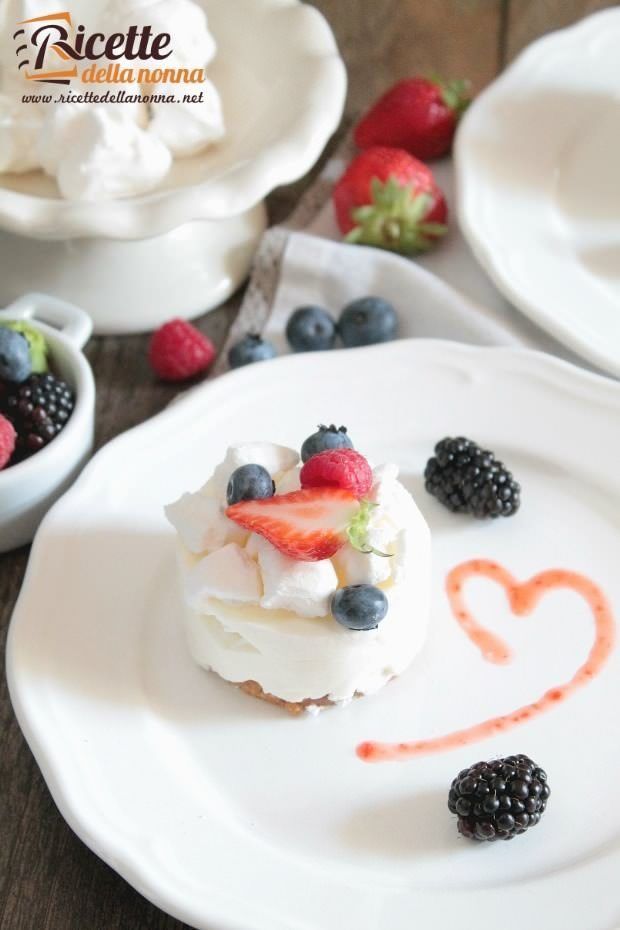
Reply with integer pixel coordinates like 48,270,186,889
7,340,620,930
455,9,620,378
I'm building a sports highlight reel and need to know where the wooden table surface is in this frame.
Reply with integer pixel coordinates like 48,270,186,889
0,1,615,927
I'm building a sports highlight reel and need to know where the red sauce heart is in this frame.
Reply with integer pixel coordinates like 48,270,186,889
357,559,615,763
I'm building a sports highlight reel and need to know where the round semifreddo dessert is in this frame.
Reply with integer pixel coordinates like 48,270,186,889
165,429,431,713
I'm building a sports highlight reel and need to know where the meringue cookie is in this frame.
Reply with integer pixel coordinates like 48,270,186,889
184,543,262,610
275,466,301,495
37,96,148,177
0,95,43,172
55,107,172,200
148,78,224,156
165,492,247,555
250,534,338,619
106,0,216,68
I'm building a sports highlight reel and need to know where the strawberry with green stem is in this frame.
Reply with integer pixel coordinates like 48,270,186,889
226,487,391,562
354,75,471,160
333,146,447,255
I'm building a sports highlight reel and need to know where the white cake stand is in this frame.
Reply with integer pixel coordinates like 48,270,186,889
0,0,346,334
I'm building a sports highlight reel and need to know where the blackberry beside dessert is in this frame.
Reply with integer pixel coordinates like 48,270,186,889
425,436,521,518
448,754,550,841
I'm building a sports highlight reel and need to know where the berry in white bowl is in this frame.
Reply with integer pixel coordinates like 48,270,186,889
0,294,95,552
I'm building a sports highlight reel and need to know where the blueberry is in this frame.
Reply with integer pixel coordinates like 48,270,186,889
301,424,353,463
331,584,388,631
226,464,275,505
338,296,398,348
0,328,31,384
228,333,277,369
285,306,336,352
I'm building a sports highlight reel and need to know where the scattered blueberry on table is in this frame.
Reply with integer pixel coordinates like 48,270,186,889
286,305,337,352
228,332,277,369
338,296,398,347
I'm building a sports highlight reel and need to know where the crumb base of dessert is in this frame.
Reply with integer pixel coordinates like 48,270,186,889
239,678,335,714
211,671,372,715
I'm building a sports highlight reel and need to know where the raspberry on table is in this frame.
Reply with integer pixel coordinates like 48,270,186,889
149,318,216,382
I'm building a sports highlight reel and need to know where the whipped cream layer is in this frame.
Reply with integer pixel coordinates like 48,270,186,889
166,442,431,706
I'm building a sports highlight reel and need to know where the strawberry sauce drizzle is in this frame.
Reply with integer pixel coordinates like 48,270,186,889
357,559,615,763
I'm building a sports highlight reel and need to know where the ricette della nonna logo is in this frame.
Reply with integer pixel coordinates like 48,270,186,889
13,10,207,98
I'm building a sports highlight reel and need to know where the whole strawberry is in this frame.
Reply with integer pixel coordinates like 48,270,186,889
149,318,216,382
354,76,471,160
333,146,447,255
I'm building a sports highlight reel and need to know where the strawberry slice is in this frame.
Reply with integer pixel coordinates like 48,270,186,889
226,487,381,562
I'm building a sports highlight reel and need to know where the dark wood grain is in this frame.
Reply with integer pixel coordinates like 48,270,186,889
504,0,618,61
0,2,603,927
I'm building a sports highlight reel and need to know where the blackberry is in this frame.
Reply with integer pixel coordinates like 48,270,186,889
448,754,550,842
424,436,520,518
0,373,75,462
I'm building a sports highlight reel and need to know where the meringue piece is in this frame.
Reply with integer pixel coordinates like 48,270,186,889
0,95,43,173
184,543,262,610
37,104,84,178
37,97,149,178
56,107,171,201
149,79,224,156
331,464,407,586
251,534,338,619
332,543,393,587
165,492,247,555
18,0,106,29
106,0,216,67
275,466,301,495
210,443,299,497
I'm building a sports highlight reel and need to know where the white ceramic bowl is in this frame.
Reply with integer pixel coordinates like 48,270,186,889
0,294,95,553
0,0,347,333
455,9,620,377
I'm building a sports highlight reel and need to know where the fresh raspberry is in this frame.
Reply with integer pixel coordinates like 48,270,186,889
0,414,16,469
300,448,373,498
148,319,216,382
